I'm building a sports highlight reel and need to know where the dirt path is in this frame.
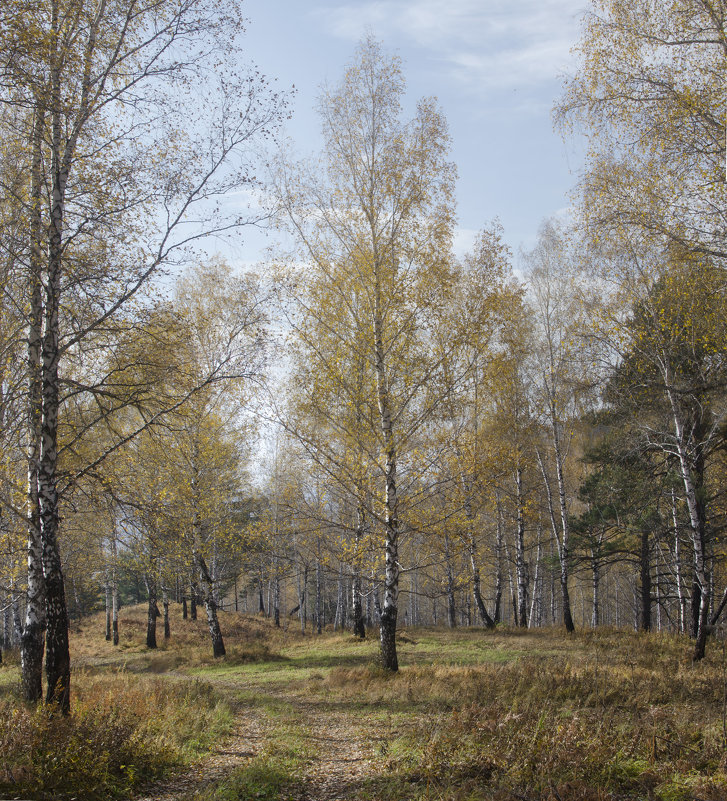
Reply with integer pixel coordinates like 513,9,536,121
136,677,381,801
287,694,379,801
135,697,267,801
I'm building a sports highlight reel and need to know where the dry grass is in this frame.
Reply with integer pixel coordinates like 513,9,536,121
2,607,727,801
69,603,294,670
320,627,727,801
0,670,232,800
0,603,265,800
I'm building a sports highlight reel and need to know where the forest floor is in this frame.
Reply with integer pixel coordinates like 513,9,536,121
2,608,727,800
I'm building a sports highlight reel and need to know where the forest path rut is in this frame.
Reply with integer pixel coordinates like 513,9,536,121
136,671,384,801
134,684,267,801
285,690,380,801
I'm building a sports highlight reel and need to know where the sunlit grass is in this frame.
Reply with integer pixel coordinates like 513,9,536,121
3,605,726,800
185,715,311,801
0,661,20,696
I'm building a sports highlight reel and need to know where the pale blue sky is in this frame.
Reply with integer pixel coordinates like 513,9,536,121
233,0,588,263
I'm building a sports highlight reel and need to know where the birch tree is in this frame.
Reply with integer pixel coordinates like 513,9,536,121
557,0,727,266
524,221,593,633
0,0,286,709
277,38,458,670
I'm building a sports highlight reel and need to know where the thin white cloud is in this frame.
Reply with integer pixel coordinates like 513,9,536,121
314,0,587,93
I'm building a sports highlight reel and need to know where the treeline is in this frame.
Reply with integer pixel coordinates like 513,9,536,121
1,0,726,710
253,10,727,673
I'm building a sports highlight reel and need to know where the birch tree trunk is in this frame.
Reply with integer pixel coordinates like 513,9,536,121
640,528,651,632
111,534,119,646
21,107,46,705
334,569,344,631
537,444,574,632
504,540,517,627
273,566,281,628
195,551,226,658
38,0,84,712
315,558,323,635
529,527,543,629
463,491,495,629
163,589,170,640
191,455,225,658
444,533,456,628
456,472,494,628
352,572,365,638
515,465,528,628
145,571,158,649
549,546,556,626
667,387,711,660
468,537,495,629
550,407,575,633
351,509,366,638
373,275,400,671
297,564,308,634
494,504,504,624
671,488,687,633
655,549,662,632
105,581,111,641
409,560,419,627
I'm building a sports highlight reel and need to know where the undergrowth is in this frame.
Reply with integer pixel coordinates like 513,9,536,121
4,605,727,801
0,671,232,800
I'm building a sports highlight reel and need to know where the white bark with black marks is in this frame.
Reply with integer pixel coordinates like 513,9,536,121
515,464,529,628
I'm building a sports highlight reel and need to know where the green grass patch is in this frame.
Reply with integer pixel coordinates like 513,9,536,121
186,709,312,801
0,660,20,697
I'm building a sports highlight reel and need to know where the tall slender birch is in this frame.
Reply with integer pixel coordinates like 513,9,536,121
20,106,46,704
277,38,456,670
525,222,589,633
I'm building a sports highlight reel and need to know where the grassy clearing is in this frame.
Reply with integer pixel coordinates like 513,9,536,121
70,605,291,672
2,606,726,800
316,628,727,801
186,614,727,800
